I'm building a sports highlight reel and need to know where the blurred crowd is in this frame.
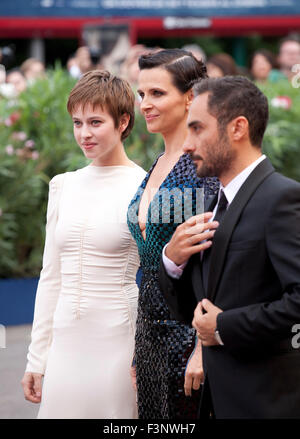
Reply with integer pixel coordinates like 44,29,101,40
0,55,46,98
1,34,300,100
64,35,300,88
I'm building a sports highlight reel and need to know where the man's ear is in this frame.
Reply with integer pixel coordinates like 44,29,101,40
119,113,130,135
228,116,249,142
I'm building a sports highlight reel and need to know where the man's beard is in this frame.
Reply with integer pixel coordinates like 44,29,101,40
190,135,236,179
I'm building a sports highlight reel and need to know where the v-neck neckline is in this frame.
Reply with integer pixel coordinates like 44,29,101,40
136,153,185,244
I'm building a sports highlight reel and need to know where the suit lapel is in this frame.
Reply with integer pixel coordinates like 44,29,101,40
191,254,204,301
207,158,275,303
191,194,218,300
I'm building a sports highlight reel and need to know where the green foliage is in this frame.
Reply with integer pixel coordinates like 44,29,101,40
0,67,86,278
258,79,300,182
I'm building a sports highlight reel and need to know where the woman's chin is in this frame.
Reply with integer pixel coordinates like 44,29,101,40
146,124,160,134
82,150,96,158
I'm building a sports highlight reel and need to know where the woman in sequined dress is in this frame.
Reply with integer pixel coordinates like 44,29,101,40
127,49,219,419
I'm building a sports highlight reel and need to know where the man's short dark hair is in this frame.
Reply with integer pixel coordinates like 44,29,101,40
193,76,269,147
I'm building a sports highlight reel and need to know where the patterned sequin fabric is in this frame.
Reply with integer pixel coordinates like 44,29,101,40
127,153,219,419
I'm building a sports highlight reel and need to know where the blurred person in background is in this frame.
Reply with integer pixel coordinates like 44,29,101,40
66,47,97,79
0,64,6,93
21,70,146,419
206,53,239,78
278,35,300,81
0,44,16,97
182,44,206,63
127,48,219,419
100,31,132,76
74,46,94,76
66,54,82,79
0,44,15,70
6,68,27,95
250,49,285,83
120,44,149,89
20,58,46,83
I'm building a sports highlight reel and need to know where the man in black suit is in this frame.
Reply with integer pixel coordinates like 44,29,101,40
159,76,300,418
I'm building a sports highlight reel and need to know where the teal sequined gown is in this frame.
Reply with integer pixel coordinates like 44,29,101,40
127,153,219,418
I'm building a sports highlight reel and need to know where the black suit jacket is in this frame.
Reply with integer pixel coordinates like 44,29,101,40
159,158,300,418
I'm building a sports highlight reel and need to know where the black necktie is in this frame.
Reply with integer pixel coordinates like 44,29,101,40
201,190,228,293
213,190,228,223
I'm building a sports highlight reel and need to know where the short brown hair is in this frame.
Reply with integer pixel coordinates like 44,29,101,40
67,70,135,141
193,76,269,148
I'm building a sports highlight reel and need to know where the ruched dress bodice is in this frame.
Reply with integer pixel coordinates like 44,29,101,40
26,164,146,419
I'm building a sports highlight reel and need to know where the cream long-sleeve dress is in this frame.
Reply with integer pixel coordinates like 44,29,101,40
25,164,146,419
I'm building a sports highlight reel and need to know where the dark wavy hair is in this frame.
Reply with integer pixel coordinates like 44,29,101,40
138,48,208,93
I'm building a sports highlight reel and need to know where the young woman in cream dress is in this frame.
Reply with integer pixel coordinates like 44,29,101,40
21,70,146,419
